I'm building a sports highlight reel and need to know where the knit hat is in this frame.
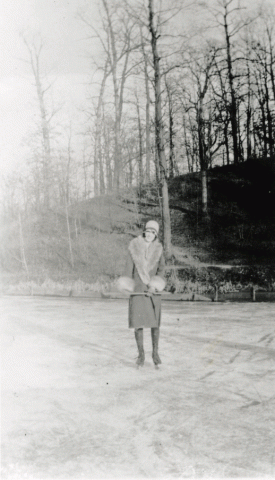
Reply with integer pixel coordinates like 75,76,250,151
145,220,159,235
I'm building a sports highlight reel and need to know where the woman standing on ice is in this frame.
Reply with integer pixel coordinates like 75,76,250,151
118,220,166,367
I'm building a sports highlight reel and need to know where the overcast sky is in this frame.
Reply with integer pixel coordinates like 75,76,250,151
0,0,95,178
0,0,264,181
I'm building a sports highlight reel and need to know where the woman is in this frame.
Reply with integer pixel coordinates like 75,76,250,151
118,220,166,367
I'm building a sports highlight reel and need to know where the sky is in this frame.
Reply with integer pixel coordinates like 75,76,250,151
0,0,263,182
0,0,95,178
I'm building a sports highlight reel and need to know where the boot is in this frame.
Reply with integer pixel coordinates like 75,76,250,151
135,329,145,366
151,328,161,365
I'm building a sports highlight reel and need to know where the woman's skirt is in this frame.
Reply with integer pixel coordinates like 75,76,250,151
128,293,161,328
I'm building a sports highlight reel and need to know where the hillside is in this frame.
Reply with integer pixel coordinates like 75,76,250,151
169,157,275,265
1,158,275,294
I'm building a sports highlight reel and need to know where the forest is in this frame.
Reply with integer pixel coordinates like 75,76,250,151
1,0,275,294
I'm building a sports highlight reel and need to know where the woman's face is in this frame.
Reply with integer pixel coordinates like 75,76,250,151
144,229,156,243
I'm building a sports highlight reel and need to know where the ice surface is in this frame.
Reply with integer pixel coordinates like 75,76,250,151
1,297,275,479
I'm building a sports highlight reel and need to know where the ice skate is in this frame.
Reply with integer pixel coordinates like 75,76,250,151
152,351,161,367
136,351,145,368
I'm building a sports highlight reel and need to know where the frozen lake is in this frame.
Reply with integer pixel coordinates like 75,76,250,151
1,296,275,479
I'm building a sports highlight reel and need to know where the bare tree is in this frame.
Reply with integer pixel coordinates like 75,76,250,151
222,0,240,163
94,59,110,196
247,9,275,158
135,92,144,188
22,34,54,208
208,0,255,164
80,0,139,191
165,75,176,179
259,4,275,103
103,109,113,192
19,210,29,277
179,43,219,213
195,49,217,214
148,0,172,256
140,25,151,183
80,140,92,200
101,0,135,190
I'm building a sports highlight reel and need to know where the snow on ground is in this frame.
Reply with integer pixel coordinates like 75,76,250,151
1,296,275,480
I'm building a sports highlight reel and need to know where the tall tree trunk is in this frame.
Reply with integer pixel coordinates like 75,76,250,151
246,56,252,159
256,75,268,156
148,0,171,257
183,116,193,173
99,137,105,195
224,123,230,164
154,141,160,183
102,0,120,190
24,38,51,208
125,143,134,188
65,199,74,268
201,170,208,215
103,115,112,193
19,210,29,276
165,78,174,178
264,68,273,156
197,102,208,215
128,147,133,187
140,26,151,183
136,98,143,187
261,101,268,157
66,124,72,204
94,59,109,196
224,5,239,164
82,146,88,199
266,25,275,103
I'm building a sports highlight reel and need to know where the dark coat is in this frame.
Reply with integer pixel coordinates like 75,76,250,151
124,236,165,329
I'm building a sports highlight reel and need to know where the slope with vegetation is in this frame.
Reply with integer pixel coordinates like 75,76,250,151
1,158,275,295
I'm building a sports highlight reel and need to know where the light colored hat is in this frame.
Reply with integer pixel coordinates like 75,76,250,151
145,220,159,235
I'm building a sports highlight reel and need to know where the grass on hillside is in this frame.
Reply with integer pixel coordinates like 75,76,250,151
1,158,275,293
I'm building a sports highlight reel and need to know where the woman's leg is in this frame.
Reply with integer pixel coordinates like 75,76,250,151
134,328,145,366
151,327,161,365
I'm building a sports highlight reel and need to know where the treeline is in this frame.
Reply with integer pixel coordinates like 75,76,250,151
2,0,275,222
